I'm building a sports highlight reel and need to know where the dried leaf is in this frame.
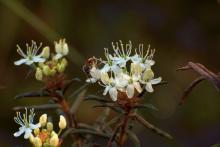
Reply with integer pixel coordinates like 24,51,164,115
127,130,141,147
178,62,220,91
133,104,159,111
84,95,112,103
15,90,49,99
135,114,173,140
68,83,89,99
179,76,204,105
63,77,82,93
70,89,87,114
13,104,60,111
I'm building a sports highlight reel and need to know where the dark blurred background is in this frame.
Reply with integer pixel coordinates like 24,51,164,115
0,0,220,146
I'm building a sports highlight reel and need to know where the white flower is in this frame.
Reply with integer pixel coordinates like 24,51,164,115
141,69,162,93
126,74,143,98
14,41,45,66
54,39,69,60
130,44,155,70
109,40,132,67
101,73,129,101
86,67,101,83
14,108,41,139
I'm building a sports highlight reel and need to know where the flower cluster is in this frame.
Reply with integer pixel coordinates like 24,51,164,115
14,39,69,81
14,108,67,147
86,41,162,101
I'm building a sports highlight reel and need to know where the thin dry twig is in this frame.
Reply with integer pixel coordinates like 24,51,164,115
177,62,220,104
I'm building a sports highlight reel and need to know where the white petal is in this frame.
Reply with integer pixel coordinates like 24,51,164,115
13,126,25,137
101,72,110,85
126,84,134,98
86,78,96,83
145,82,154,93
30,123,41,129
134,82,142,93
90,67,101,79
25,60,34,65
24,128,32,139
54,53,63,60
109,87,118,101
103,86,111,95
101,64,110,73
33,56,45,63
150,77,162,85
14,59,28,65
111,65,122,74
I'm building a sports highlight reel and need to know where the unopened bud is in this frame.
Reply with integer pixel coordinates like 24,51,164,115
33,137,42,147
35,67,43,81
46,122,53,132
62,41,69,56
39,114,47,127
34,128,40,135
143,69,154,80
41,46,50,59
29,134,34,144
49,133,59,146
59,115,67,129
42,65,51,76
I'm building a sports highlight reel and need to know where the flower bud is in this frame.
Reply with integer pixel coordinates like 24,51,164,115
39,114,47,127
143,69,154,80
58,115,67,129
51,131,57,137
61,58,68,67
49,133,59,146
34,128,40,135
42,65,51,76
41,46,50,59
33,137,42,147
29,134,34,144
35,67,43,81
62,41,69,56
55,40,62,54
46,122,53,132
57,63,65,73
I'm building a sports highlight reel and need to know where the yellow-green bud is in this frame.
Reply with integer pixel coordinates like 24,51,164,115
49,133,59,147
131,63,143,74
50,68,56,76
33,137,42,147
143,69,154,80
34,128,40,135
57,63,65,73
29,134,35,144
35,67,43,81
41,46,50,59
43,142,50,147
61,58,68,67
46,122,53,132
39,114,47,127
42,65,51,76
58,115,67,129
50,131,57,137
